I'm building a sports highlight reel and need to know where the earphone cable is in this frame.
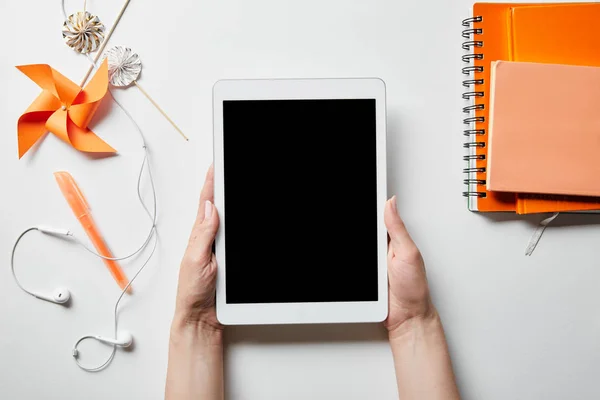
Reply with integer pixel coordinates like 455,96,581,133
71,54,159,372
70,86,158,263
73,234,157,371
11,228,47,300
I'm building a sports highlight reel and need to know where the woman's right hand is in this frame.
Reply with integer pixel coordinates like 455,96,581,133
383,196,435,337
384,196,460,399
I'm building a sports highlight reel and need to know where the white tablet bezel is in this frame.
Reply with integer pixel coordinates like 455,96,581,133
213,78,387,325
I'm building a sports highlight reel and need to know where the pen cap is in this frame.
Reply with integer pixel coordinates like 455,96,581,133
54,171,90,218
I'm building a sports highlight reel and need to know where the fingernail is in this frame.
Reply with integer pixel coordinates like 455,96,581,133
205,200,213,220
391,196,398,214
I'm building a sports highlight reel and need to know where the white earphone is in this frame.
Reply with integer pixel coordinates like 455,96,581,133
34,287,72,304
11,201,155,372
19,227,72,304
10,228,73,306
12,211,153,372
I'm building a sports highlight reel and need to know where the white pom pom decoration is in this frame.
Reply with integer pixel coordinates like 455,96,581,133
106,46,142,87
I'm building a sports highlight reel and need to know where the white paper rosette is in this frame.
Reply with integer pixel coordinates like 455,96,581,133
105,46,142,87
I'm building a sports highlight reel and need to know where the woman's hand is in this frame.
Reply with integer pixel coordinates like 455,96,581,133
166,165,224,400
384,196,460,399
173,165,222,336
383,196,435,336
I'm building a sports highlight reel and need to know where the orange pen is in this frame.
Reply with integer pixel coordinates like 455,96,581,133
54,171,131,293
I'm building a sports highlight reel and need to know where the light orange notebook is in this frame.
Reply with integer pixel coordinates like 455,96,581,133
462,2,600,212
487,61,600,197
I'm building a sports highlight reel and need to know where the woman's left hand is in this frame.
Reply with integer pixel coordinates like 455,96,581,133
173,165,222,336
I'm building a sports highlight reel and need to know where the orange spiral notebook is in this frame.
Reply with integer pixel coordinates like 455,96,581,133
462,2,600,212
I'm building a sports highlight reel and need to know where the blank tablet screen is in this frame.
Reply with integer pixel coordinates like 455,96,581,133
223,99,378,304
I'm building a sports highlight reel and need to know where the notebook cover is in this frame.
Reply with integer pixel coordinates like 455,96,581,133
464,2,600,212
511,3,600,67
510,3,600,213
487,61,600,197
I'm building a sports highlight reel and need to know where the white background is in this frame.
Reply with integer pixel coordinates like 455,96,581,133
1,0,599,399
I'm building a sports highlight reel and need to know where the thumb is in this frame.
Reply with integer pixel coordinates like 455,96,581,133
384,196,416,256
186,200,220,266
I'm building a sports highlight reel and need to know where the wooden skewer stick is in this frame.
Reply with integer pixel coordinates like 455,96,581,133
134,81,189,141
79,0,131,87
76,0,186,141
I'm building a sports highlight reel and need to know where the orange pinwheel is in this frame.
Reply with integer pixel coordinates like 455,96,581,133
16,59,115,158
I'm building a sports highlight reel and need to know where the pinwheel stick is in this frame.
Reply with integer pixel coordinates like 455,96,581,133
134,81,189,141
79,0,131,87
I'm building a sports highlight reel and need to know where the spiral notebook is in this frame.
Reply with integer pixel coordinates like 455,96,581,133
462,2,600,212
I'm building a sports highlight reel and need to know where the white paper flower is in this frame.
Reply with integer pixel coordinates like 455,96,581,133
105,46,142,87
62,11,105,54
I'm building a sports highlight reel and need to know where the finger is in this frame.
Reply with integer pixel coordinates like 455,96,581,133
186,200,220,266
196,164,215,223
384,196,416,255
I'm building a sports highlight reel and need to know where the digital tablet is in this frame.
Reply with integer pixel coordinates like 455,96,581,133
213,78,387,325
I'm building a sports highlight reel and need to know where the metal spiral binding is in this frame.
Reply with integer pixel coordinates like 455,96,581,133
462,66,483,75
462,15,486,198
463,104,484,113
463,154,485,161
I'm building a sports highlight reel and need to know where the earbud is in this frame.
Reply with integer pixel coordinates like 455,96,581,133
93,332,133,347
34,288,71,305
52,288,71,304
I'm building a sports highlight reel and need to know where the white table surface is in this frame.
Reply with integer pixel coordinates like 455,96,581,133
1,0,599,399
